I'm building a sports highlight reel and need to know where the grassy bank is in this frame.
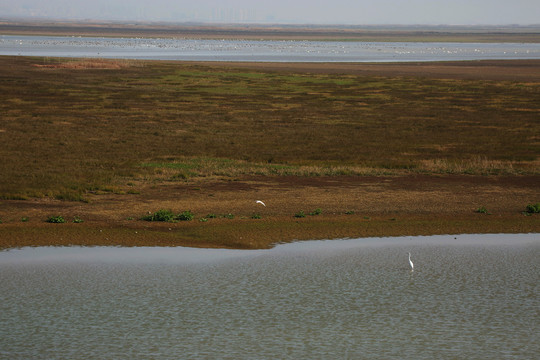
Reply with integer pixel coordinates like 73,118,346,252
1,214,538,250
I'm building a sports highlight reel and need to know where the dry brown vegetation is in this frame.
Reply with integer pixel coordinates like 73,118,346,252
0,56,538,249
31,58,140,69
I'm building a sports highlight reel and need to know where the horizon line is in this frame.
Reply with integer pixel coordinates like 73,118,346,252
2,17,540,29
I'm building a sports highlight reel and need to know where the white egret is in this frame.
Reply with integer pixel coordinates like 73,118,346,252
408,252,414,271
255,200,266,207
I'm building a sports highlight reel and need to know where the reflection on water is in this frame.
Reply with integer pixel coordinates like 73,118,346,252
1,35,540,62
0,234,538,359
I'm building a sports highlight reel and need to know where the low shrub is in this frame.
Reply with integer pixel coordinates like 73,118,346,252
309,208,322,216
251,213,262,219
475,206,491,214
142,209,176,222
177,210,194,221
525,203,540,214
142,209,194,222
73,216,84,223
294,210,306,218
46,215,66,223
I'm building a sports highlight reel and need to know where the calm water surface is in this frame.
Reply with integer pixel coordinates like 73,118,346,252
1,35,540,62
0,234,538,359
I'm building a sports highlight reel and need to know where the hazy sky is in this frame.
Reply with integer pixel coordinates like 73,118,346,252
1,0,539,25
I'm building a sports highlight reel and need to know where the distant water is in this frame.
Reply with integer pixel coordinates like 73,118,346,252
1,35,540,62
1,234,538,359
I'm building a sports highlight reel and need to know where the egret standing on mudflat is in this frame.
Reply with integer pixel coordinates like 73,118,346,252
256,200,266,207
408,252,414,271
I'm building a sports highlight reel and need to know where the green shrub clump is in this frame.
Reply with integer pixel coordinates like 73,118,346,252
525,203,540,214
46,215,66,223
142,209,194,222
475,206,490,214
177,210,194,221
142,209,176,222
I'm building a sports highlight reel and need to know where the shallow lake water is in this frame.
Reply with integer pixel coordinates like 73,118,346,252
1,35,540,62
0,234,538,359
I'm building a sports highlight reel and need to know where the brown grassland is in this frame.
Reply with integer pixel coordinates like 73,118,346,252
0,53,539,249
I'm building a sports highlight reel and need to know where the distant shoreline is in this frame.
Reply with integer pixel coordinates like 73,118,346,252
1,20,540,42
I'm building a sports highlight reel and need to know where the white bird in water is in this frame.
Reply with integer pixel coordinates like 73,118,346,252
408,252,414,271
255,200,266,207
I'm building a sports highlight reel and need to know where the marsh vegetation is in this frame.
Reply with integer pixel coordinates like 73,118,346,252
0,56,538,248
0,56,538,201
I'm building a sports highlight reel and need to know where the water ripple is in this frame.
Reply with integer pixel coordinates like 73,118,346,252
0,234,538,359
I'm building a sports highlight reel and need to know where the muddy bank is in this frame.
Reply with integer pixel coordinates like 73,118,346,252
1,175,538,249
